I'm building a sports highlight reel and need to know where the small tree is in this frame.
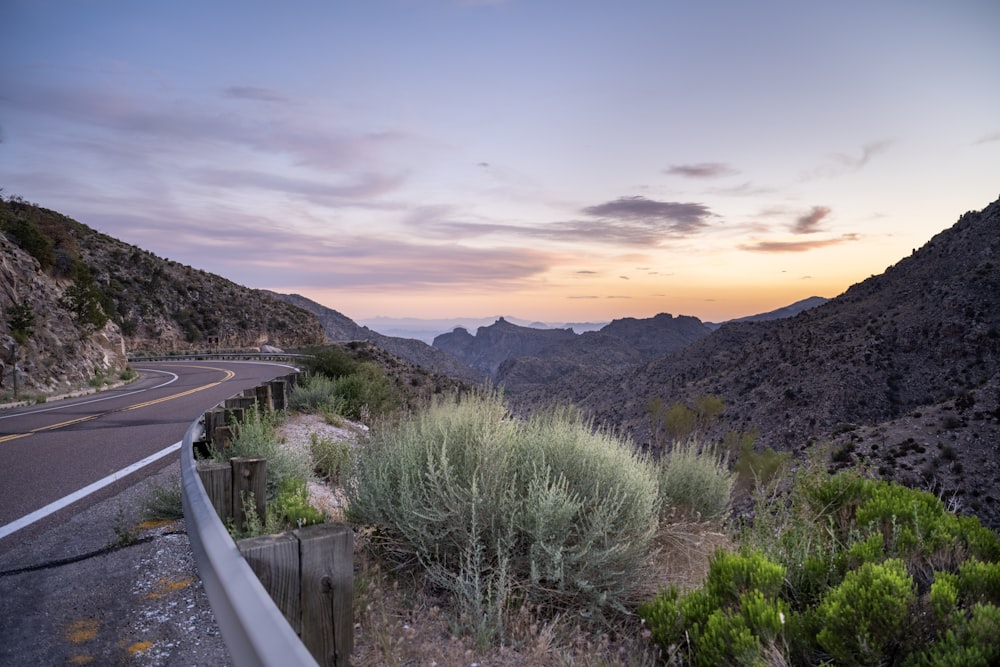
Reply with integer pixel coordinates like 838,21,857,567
6,301,35,345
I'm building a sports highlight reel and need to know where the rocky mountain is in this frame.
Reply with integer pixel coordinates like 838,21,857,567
440,312,711,384
266,291,486,384
704,295,829,330
1,198,325,396
511,195,1000,527
434,317,582,377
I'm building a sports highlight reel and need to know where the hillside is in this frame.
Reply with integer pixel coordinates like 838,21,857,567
266,291,486,384
497,313,711,389
437,313,710,382
512,195,1000,527
1,198,325,396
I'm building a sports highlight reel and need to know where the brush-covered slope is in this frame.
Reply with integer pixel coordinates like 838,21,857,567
512,196,1000,526
1,198,325,388
266,291,486,383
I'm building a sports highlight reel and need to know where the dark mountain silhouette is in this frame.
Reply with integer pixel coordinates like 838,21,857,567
704,296,829,330
493,313,712,390
511,195,1000,528
433,317,580,376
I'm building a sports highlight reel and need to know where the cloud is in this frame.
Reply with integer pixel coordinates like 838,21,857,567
224,86,289,103
792,206,831,234
806,140,893,179
406,196,713,247
739,234,859,253
664,162,737,179
973,132,1000,145
192,167,406,202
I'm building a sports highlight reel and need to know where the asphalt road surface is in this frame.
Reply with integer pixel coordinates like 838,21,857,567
0,360,299,665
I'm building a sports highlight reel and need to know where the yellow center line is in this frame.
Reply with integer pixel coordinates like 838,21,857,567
1,366,238,441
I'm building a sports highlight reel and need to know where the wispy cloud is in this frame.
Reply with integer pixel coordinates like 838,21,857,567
664,162,738,179
739,233,859,253
805,140,893,179
973,132,1000,145
581,196,712,234
792,206,831,234
405,196,714,247
224,86,290,103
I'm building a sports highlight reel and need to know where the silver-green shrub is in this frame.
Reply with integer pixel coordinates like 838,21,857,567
658,439,734,521
346,391,659,628
288,373,341,413
219,407,311,497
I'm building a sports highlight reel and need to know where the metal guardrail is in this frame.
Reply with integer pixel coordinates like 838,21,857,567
180,407,320,666
129,352,310,363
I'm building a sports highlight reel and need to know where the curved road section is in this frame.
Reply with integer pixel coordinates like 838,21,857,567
0,361,296,545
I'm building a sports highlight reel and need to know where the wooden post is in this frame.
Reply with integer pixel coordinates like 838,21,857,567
197,461,233,522
255,383,273,411
231,457,267,533
270,379,287,411
225,396,256,412
296,523,354,666
213,425,233,452
204,408,230,443
238,533,302,632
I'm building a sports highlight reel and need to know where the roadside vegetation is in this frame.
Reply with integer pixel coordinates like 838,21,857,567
195,351,1000,665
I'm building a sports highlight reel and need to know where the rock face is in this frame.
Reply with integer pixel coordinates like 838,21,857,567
1,228,127,395
437,312,711,386
434,317,580,377
1,199,325,396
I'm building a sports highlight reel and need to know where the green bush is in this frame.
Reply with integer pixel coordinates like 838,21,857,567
639,550,789,666
815,558,915,666
288,373,341,412
270,477,325,529
301,345,358,378
347,390,659,633
217,407,311,497
643,470,1000,665
658,439,734,521
310,433,350,485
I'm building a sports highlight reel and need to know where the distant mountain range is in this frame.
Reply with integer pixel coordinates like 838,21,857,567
359,315,608,344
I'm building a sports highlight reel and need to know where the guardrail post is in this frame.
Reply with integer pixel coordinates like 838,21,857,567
239,533,302,632
255,383,273,411
297,523,354,666
270,379,288,410
231,457,267,533
197,461,233,523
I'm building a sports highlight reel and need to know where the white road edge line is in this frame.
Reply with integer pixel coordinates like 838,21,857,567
0,440,182,541
0,369,180,421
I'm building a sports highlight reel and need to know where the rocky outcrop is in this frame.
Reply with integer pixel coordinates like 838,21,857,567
434,317,579,376
1,198,326,397
1,232,127,396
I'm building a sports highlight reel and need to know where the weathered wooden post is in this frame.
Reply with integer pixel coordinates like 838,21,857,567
231,457,267,533
197,461,233,522
255,383,273,411
239,532,302,631
297,523,354,666
270,379,287,411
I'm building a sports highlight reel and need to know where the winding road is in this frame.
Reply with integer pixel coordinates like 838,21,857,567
0,360,298,546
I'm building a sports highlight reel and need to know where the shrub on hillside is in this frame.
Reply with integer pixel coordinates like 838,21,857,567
640,469,1000,665
347,390,659,641
658,439,734,521
214,407,311,498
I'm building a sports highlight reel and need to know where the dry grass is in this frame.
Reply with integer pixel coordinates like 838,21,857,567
350,521,730,666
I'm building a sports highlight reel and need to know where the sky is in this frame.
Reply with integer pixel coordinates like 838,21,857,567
2,0,999,326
